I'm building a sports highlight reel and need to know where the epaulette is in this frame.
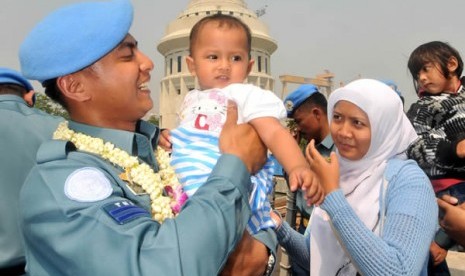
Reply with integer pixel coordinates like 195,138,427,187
37,140,76,164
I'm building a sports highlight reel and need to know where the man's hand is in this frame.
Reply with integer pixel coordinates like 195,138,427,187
221,231,268,276
438,195,465,247
219,101,266,174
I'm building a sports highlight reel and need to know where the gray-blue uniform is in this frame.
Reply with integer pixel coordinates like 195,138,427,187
20,120,277,275
0,94,61,271
283,84,334,276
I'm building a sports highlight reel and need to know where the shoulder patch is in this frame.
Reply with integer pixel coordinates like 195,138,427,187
103,200,151,224
64,167,113,202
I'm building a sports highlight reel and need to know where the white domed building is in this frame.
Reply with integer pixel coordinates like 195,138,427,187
157,0,277,128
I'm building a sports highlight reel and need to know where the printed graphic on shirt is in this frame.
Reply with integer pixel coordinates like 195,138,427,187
64,167,113,202
180,89,227,133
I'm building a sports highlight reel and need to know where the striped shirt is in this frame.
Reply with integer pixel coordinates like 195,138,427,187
171,84,287,234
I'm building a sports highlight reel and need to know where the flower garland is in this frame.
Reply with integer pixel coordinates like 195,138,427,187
53,121,187,223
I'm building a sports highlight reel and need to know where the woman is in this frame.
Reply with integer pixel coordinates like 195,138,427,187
273,79,437,275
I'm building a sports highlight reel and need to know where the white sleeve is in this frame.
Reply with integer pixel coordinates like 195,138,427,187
223,83,287,123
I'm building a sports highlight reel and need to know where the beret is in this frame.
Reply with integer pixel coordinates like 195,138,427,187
0,67,33,91
19,0,133,83
380,79,402,96
283,84,319,117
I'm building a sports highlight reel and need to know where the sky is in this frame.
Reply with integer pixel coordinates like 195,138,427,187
2,0,465,113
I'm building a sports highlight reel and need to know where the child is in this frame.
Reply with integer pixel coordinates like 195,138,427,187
169,14,323,234
406,41,465,272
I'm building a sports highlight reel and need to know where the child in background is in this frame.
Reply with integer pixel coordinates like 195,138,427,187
170,14,323,234
406,41,465,273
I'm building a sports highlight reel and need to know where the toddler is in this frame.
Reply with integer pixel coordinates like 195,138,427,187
407,40,465,271
170,14,323,234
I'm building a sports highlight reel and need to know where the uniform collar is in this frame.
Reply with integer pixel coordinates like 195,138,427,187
319,134,334,151
0,94,27,104
68,120,160,167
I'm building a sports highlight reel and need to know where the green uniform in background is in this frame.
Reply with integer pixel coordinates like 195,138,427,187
0,94,61,270
295,135,334,234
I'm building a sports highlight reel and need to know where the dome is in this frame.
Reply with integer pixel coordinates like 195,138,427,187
157,0,277,129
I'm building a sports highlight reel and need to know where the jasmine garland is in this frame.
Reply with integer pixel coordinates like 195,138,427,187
53,121,187,223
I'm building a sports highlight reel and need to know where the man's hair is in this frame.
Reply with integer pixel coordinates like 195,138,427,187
0,83,27,97
297,92,328,115
189,13,252,59
43,79,68,109
408,41,463,92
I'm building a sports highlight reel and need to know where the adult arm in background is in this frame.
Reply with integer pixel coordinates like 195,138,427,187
220,102,276,276
270,210,310,270
307,141,438,275
438,195,465,247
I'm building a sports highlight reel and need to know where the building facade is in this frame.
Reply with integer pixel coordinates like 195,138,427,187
157,0,277,128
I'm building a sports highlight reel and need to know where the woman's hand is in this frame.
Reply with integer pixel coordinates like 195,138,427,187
305,139,340,195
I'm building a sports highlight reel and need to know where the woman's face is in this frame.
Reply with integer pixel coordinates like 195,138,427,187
330,100,371,160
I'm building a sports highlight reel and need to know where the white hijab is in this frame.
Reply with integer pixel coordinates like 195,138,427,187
310,79,418,275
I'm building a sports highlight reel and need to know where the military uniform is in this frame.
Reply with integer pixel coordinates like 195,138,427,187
282,84,334,276
295,134,334,234
0,94,61,272
20,120,277,275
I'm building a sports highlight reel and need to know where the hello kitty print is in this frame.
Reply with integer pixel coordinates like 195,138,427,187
178,88,228,133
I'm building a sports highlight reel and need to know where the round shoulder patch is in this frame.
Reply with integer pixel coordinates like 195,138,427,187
64,167,113,202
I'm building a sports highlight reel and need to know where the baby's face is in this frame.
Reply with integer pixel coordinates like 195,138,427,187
416,62,455,95
186,21,253,90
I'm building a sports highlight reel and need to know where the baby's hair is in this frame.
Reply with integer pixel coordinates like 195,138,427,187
408,41,463,92
189,13,252,59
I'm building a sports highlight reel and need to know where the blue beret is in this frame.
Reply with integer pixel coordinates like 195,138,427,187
283,84,319,117
0,67,33,91
19,0,133,83
379,79,402,96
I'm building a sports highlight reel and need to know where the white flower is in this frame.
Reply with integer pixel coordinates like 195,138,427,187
53,121,186,223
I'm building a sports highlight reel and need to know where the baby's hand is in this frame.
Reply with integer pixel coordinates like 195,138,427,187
158,129,172,152
288,166,324,206
457,139,465,158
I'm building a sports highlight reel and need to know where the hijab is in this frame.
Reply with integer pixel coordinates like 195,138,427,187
310,79,418,275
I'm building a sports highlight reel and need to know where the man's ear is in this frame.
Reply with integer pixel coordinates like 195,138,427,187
23,90,35,107
186,56,196,76
312,107,322,119
56,74,90,102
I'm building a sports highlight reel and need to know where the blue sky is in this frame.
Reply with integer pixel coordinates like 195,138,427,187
2,0,465,113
